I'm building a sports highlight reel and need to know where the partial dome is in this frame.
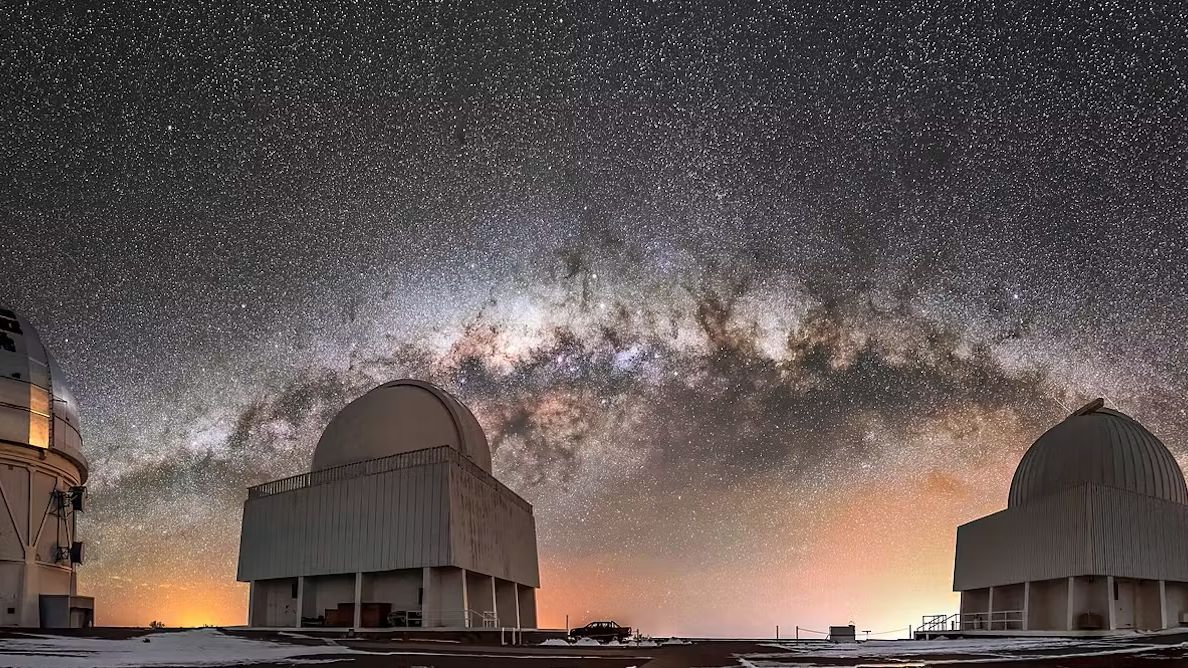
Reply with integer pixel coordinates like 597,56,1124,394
0,307,87,480
311,379,491,472
1008,398,1186,508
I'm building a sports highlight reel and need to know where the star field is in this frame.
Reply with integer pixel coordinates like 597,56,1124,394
2,1,1187,635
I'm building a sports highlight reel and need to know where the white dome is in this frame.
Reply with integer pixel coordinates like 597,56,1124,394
1008,398,1186,508
310,379,491,472
0,307,87,480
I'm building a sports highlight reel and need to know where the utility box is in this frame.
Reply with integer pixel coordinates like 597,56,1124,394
829,625,857,643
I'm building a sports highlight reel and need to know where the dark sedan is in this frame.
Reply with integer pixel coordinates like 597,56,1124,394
569,620,633,642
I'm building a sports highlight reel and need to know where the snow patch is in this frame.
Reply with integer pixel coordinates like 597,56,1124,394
745,636,1188,666
0,628,357,668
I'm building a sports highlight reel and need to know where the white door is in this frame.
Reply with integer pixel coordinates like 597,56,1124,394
1115,578,1136,629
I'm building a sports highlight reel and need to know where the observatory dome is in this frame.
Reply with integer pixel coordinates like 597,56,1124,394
1008,398,1186,508
0,307,87,480
311,379,491,472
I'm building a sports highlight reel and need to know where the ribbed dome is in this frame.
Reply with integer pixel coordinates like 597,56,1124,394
310,379,491,472
1008,399,1187,508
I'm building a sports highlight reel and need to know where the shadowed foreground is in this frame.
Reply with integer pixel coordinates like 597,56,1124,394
6,628,1188,667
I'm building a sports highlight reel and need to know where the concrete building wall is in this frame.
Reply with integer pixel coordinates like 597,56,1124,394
955,484,1188,591
1027,578,1068,630
1165,581,1188,626
430,567,466,627
516,584,537,628
465,570,494,621
1069,576,1110,629
1134,579,1162,630
307,574,355,619
494,578,519,627
993,583,1025,612
364,569,421,613
250,578,297,627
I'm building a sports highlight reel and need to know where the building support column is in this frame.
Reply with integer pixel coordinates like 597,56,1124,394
1160,580,1169,630
514,583,521,628
1023,581,1031,631
248,580,257,627
295,576,305,628
1106,576,1116,630
490,576,498,626
1067,576,1076,631
353,572,363,629
461,568,470,628
421,567,436,628
987,586,995,630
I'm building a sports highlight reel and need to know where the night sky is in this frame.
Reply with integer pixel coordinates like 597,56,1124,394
2,2,1187,636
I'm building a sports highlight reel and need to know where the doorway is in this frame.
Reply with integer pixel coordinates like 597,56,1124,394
1114,578,1136,629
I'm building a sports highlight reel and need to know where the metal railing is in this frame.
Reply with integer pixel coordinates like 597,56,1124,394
960,609,1024,631
247,445,531,512
418,609,499,628
919,613,960,633
919,610,1025,633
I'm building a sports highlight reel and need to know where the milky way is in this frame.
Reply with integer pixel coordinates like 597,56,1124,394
2,2,1187,636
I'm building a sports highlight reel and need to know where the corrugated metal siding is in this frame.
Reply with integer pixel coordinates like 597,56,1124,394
1088,485,1188,581
955,485,1092,590
237,461,452,581
955,483,1188,591
237,456,539,587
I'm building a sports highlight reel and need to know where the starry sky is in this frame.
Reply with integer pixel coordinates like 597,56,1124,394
2,1,1187,636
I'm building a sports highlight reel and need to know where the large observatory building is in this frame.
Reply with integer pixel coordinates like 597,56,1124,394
0,308,92,628
953,398,1188,633
237,379,540,629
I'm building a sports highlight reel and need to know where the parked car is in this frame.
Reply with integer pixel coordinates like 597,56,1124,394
570,620,632,642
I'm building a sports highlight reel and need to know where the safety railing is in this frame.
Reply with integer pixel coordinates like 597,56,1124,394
960,609,1024,631
246,445,531,512
418,609,499,628
919,613,960,633
919,610,1025,633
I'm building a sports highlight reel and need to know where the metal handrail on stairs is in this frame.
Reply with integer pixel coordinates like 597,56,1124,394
919,613,960,633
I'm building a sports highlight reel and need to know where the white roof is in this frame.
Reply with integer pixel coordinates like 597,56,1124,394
310,379,492,472
0,307,87,479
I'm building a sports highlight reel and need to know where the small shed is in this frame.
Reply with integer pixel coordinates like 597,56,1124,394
829,625,856,643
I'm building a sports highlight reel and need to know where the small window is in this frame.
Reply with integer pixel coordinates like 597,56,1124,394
1114,580,1119,600
418,587,424,605
291,580,299,598
6,607,14,615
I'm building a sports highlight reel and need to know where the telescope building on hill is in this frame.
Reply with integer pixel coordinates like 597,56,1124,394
0,307,92,628
951,398,1188,633
236,379,539,630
